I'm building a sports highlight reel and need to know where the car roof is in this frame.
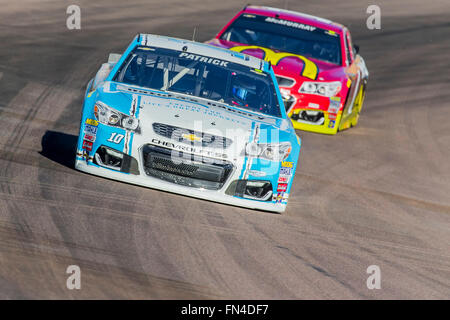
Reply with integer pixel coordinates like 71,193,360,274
243,5,346,34
138,34,266,70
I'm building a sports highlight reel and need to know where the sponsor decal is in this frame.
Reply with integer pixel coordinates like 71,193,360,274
264,17,316,32
328,120,336,128
84,124,98,135
179,52,229,67
325,30,338,37
328,113,337,120
82,150,89,160
85,118,98,126
277,183,288,192
250,68,266,76
248,170,267,177
214,103,274,123
278,175,289,183
330,96,340,102
83,134,96,142
280,167,292,175
182,133,202,142
347,79,352,88
281,161,293,168
138,91,273,125
230,45,318,80
328,96,341,114
275,192,284,203
137,46,155,51
82,140,93,152
273,192,289,203
308,102,320,109
151,138,228,159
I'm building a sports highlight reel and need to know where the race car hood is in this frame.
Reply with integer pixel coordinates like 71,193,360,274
94,82,292,159
207,39,346,82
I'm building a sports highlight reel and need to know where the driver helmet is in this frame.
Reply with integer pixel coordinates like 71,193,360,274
231,74,257,103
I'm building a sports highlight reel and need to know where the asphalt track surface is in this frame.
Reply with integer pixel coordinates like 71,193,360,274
0,0,449,299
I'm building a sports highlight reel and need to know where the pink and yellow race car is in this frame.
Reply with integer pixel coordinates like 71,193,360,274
207,5,369,134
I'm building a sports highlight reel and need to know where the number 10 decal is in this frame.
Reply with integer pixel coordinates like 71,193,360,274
107,133,124,144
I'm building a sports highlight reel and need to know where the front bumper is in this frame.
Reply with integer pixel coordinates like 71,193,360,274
75,160,287,212
281,91,343,135
75,141,289,212
289,109,342,135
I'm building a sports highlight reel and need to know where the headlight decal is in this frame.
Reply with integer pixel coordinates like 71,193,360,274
93,96,141,156
299,81,342,97
241,122,294,197
245,141,292,162
93,100,140,133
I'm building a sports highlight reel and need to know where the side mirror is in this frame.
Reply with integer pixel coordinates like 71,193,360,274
353,44,360,55
108,53,121,64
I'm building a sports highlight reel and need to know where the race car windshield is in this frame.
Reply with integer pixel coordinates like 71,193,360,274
113,47,282,117
220,14,342,65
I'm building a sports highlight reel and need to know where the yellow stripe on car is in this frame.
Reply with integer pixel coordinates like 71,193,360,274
230,45,318,80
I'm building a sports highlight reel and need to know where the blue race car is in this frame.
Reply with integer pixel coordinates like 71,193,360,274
76,34,301,212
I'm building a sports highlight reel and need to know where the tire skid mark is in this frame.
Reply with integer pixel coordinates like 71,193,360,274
0,83,51,191
0,238,222,299
255,225,358,299
0,220,117,258
295,172,450,216
220,208,329,298
3,191,448,268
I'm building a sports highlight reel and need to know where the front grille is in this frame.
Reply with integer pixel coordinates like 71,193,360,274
152,123,232,149
292,110,325,124
151,156,198,175
142,144,233,190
